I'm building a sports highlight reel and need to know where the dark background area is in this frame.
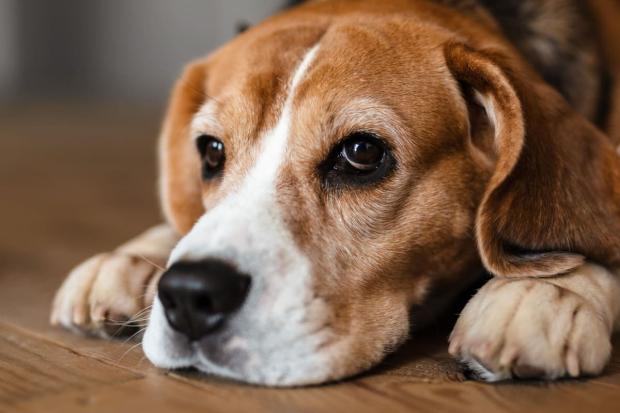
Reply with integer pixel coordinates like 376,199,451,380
0,0,288,105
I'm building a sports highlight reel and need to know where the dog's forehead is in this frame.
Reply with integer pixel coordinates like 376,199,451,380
206,24,326,110
200,17,453,141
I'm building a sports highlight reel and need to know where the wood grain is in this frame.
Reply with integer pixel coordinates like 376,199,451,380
1,104,620,412
0,322,142,412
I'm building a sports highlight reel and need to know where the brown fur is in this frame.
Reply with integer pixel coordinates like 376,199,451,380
161,0,620,285
53,0,620,384
154,1,620,371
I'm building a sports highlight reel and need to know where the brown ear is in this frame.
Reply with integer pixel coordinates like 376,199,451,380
445,43,620,278
159,60,208,234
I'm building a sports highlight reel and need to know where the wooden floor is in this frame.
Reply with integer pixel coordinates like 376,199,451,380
1,104,620,413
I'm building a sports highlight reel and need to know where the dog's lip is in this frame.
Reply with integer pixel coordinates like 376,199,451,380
192,348,240,377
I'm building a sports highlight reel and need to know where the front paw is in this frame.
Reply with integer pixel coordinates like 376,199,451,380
51,252,163,338
449,278,612,381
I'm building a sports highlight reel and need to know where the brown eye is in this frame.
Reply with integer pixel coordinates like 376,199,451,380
342,136,384,171
319,132,395,189
196,135,225,179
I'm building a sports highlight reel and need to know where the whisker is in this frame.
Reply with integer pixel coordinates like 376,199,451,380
118,338,146,362
105,319,149,327
106,309,152,339
133,305,153,319
119,325,148,345
136,254,166,271
106,322,146,340
137,355,148,367
105,306,152,328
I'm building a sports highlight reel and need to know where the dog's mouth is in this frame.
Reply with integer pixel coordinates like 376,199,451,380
191,330,338,385
142,283,414,387
142,285,353,386
144,326,342,387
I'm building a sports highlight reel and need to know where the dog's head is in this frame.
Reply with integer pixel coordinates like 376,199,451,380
143,0,620,385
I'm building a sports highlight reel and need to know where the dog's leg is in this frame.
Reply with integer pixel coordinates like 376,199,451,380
449,262,620,380
51,224,179,338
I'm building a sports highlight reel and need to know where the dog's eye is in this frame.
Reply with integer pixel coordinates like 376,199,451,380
320,132,395,188
196,135,225,179
342,136,384,171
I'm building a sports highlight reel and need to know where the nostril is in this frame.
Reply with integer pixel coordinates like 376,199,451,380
194,294,213,314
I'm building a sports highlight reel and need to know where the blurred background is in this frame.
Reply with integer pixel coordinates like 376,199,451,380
0,0,292,105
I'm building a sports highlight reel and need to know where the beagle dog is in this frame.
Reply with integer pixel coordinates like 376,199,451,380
52,0,620,386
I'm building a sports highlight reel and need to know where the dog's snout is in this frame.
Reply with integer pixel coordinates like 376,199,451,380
157,260,251,341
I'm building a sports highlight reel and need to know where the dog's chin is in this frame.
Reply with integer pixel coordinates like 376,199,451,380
144,332,354,387
142,298,394,386
191,347,344,387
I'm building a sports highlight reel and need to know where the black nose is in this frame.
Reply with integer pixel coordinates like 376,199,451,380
157,260,251,341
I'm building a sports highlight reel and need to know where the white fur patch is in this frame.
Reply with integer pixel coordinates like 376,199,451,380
167,44,319,267
190,100,223,138
143,45,336,385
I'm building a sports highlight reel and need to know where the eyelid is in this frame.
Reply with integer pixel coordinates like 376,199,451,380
329,99,406,146
191,103,224,141
330,130,393,161
193,131,222,142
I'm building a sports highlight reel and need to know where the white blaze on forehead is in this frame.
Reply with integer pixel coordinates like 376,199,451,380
168,44,320,265
241,44,320,195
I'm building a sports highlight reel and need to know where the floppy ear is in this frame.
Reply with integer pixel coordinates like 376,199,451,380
159,60,208,234
445,43,620,278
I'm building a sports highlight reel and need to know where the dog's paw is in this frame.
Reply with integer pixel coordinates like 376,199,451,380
449,277,612,381
51,252,163,338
